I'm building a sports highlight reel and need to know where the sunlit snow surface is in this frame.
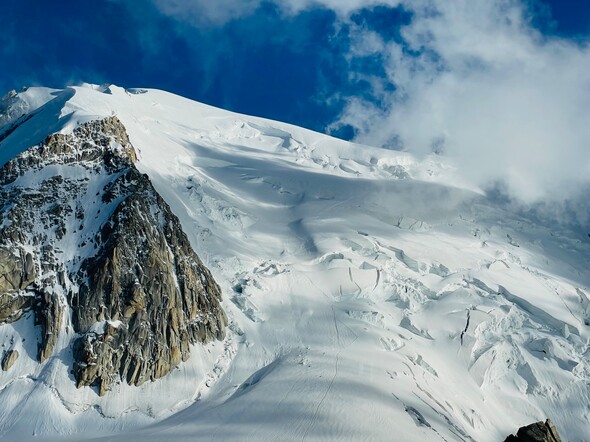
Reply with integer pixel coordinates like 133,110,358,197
0,85,589,441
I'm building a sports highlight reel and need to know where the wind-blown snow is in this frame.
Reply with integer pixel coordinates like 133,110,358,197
0,84,589,441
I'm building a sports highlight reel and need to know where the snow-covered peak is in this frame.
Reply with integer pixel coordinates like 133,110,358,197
0,84,588,441
1,84,477,192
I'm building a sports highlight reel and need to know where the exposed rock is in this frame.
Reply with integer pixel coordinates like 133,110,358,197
1,349,19,371
504,419,562,442
0,116,135,186
0,248,36,292
0,116,226,395
0,292,34,323
0,247,36,325
72,170,226,393
35,291,65,363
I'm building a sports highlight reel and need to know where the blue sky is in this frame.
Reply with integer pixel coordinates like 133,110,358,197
0,0,585,137
1,0,590,204
1,0,404,138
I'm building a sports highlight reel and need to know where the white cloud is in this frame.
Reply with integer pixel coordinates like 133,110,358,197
277,0,399,16
151,0,400,25
334,0,590,204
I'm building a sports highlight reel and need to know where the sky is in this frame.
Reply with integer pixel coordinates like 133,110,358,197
1,0,590,212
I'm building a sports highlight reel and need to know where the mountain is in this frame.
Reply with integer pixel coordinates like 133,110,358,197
0,114,226,397
0,84,588,441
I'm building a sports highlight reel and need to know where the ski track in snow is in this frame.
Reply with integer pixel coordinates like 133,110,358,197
0,85,589,441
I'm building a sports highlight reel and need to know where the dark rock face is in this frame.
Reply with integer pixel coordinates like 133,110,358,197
504,419,562,442
0,116,226,395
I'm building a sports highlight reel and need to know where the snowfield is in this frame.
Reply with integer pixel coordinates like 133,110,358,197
1,85,589,441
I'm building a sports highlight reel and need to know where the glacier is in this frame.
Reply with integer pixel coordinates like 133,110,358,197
0,84,588,441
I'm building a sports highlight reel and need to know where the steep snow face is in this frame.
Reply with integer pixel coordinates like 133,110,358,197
1,85,589,441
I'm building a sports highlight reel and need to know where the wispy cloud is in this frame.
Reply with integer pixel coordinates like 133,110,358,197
150,0,401,25
151,0,262,26
277,0,400,16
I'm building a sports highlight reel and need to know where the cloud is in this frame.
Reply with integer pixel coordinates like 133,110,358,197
151,0,400,25
150,0,590,209
332,0,590,205
151,0,262,26
277,0,400,17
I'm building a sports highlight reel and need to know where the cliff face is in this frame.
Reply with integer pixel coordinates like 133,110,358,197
0,117,226,395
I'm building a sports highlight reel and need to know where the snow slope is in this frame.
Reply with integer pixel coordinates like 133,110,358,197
1,85,589,441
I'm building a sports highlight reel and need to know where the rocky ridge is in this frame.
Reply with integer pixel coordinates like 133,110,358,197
0,116,226,395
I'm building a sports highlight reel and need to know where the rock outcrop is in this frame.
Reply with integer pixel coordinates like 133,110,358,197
1,349,19,371
72,166,226,394
0,292,34,324
504,419,562,442
0,116,226,395
0,248,36,292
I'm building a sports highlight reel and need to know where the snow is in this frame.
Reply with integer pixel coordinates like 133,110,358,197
0,84,589,441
